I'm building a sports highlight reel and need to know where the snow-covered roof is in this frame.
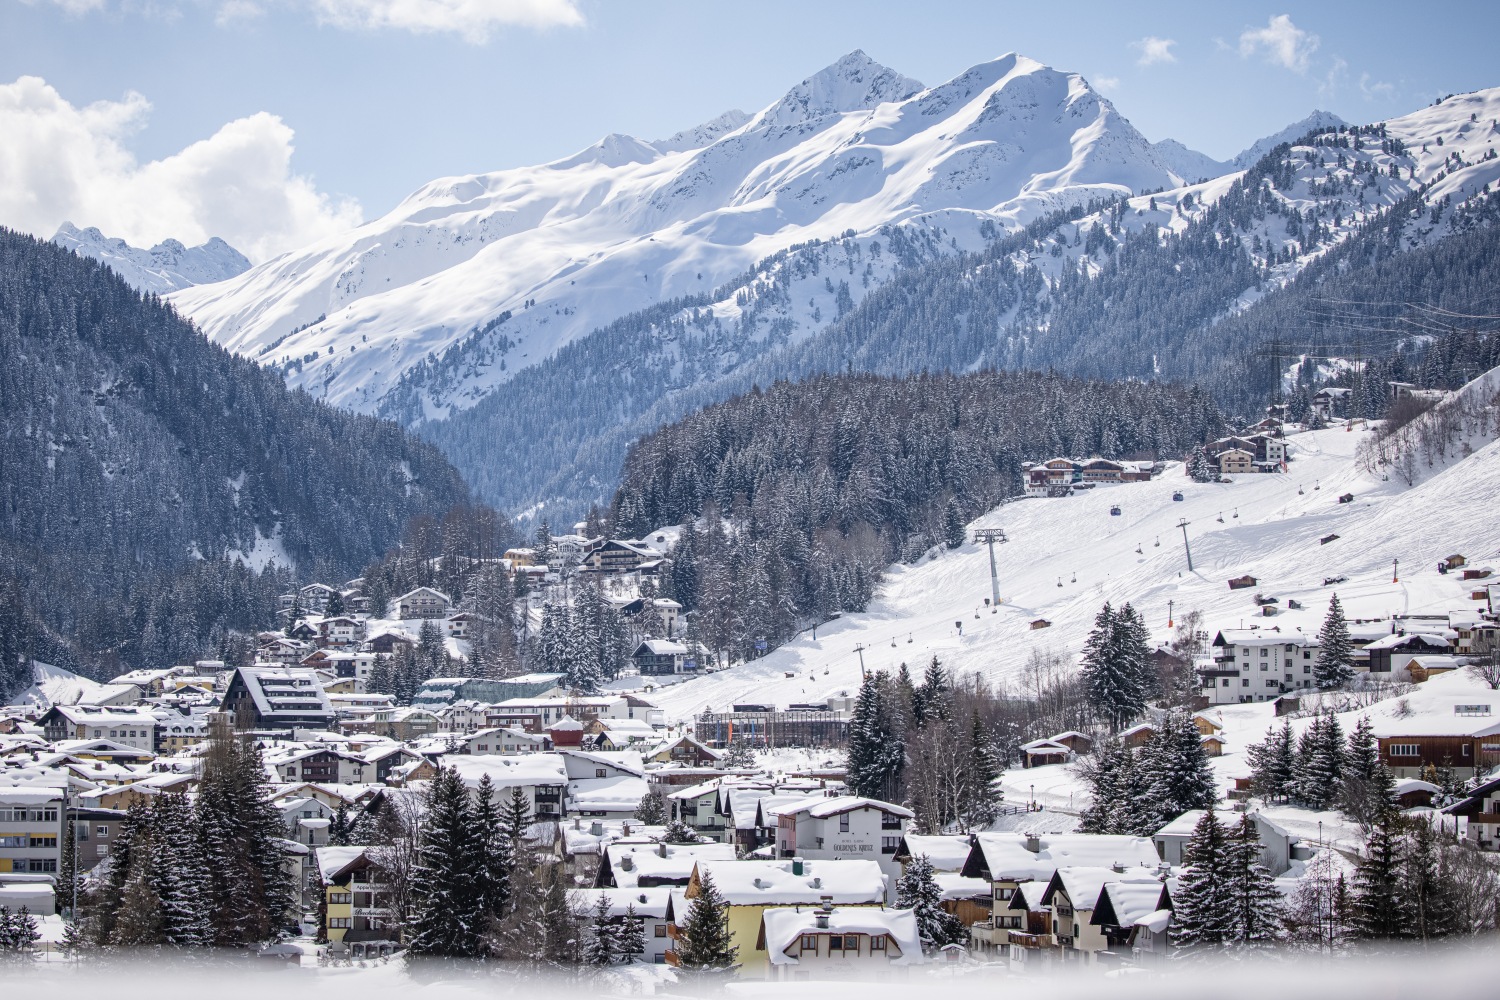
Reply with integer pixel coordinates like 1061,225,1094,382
784,794,913,821
934,872,991,901
567,774,649,811
637,639,688,656
1364,632,1450,650
1136,908,1173,933
571,886,673,919
761,906,923,966
605,841,737,887
1094,878,1171,927
900,834,972,872
970,833,1162,883
314,846,372,884
1048,867,1161,912
693,858,885,905
444,753,568,789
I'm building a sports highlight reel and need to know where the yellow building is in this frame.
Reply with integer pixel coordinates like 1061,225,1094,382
315,846,398,958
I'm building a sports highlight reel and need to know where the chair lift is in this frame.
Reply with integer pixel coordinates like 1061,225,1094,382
1233,507,1240,518
1070,572,1077,583
1057,577,1064,587
1135,543,1143,555
1154,536,1161,547
1298,484,1304,495
1217,511,1224,523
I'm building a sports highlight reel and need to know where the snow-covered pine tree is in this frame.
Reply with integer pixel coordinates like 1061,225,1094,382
1188,449,1217,483
149,791,212,947
1295,712,1345,809
538,864,582,965
617,903,646,963
663,819,699,844
674,870,737,971
722,740,757,769
1226,814,1285,948
472,773,511,936
1341,716,1381,823
584,894,619,966
894,855,964,948
1081,603,1144,731
1171,805,1235,954
959,709,1001,831
1152,709,1219,818
1117,602,1157,700
846,671,902,801
406,766,484,958
1,905,40,956
1078,736,1133,834
329,802,353,846
110,850,164,947
942,498,966,549
501,785,532,846
1313,594,1356,689
1350,808,1411,939
633,788,667,826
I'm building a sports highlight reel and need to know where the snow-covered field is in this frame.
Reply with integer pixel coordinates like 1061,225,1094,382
646,421,1500,724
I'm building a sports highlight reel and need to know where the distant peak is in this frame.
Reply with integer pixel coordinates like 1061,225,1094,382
652,109,753,153
758,50,923,129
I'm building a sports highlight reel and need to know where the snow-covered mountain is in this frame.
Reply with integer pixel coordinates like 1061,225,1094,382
1230,109,1348,169
169,51,1188,419
53,222,250,295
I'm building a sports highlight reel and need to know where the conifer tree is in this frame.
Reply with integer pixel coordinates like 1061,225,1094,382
943,499,967,549
1172,806,1234,953
472,773,511,932
633,788,667,826
1247,721,1296,802
895,855,964,948
846,672,903,801
407,766,483,957
675,871,737,971
1081,603,1146,730
1351,809,1410,940
1143,709,1218,825
617,904,646,963
1314,594,1356,689
329,802,353,846
149,792,212,947
584,894,618,966
501,785,532,846
1227,814,1285,947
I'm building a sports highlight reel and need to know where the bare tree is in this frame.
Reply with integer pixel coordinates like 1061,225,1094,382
1467,637,1500,689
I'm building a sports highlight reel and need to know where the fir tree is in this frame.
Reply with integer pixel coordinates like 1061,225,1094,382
584,895,619,966
1142,709,1218,825
1351,809,1410,940
1081,603,1145,731
329,802,354,846
846,671,903,801
633,788,667,826
894,855,964,948
1172,806,1235,954
472,773,512,936
501,785,532,846
675,871,737,971
1247,721,1296,802
942,498,967,549
617,904,646,963
149,792,212,947
1227,815,1285,948
406,766,484,958
663,820,700,844
1314,594,1356,689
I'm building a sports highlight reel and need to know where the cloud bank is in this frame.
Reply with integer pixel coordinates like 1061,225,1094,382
1132,36,1177,68
0,76,362,262
1239,14,1319,74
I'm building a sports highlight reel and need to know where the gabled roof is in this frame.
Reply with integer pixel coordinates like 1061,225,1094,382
963,833,1161,883
690,858,886,906
760,906,923,967
1041,866,1161,911
1090,878,1172,928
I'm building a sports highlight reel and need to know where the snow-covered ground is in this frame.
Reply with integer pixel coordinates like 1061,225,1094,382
648,420,1500,724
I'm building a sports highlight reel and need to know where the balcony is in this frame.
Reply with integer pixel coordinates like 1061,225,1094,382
1007,931,1054,949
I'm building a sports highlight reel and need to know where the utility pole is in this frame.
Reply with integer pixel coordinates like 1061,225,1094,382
1168,599,1175,629
854,643,868,678
1177,519,1194,573
973,528,1009,610
1393,558,1399,584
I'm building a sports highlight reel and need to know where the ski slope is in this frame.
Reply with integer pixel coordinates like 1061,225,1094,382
643,421,1500,722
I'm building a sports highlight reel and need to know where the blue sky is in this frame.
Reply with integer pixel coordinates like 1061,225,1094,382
3,0,1497,257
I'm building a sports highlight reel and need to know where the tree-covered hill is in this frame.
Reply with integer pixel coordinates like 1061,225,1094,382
0,229,473,691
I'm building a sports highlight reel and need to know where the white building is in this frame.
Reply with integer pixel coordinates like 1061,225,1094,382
774,796,912,901
0,785,66,876
1200,629,1321,704
760,904,923,979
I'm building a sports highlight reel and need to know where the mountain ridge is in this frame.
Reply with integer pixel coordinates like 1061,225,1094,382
52,222,251,294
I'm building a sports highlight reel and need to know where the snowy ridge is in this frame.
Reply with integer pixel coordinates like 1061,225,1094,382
53,222,251,295
168,51,1187,419
639,416,1500,723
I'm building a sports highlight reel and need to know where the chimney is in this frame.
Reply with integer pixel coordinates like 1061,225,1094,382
658,841,668,858
1111,861,1126,874
620,854,634,872
792,857,805,876
814,909,830,930
1024,833,1041,853
753,877,765,889
622,822,632,836
811,877,822,889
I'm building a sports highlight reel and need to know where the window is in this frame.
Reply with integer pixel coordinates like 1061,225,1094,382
328,918,351,929
28,860,57,873
881,813,902,830
1242,679,1250,687
329,892,352,905
29,836,57,849
596,769,607,778
1303,666,1311,674
1389,744,1421,757
97,845,109,857
96,825,108,837
1260,663,1269,671
843,935,859,952
0,835,24,848
800,934,817,950
654,925,667,938
871,936,886,951
995,887,1014,900
839,814,850,833
882,836,900,854
1221,679,1230,687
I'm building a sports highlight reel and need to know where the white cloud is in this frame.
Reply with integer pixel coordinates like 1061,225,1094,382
23,0,585,41
0,75,361,262
1239,14,1319,74
1359,72,1395,101
1132,36,1176,67
310,0,583,42
1093,75,1121,93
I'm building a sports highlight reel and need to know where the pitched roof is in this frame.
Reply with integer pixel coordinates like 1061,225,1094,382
692,858,886,905
760,906,923,966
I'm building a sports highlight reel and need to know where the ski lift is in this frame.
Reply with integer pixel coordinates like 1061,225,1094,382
1070,572,1077,583
1172,491,1184,502
1154,536,1161,548
1314,480,1321,490
1135,543,1143,555
1110,504,1122,516
1217,511,1225,523
1057,577,1064,588
907,633,913,644
1233,507,1240,519
891,637,897,648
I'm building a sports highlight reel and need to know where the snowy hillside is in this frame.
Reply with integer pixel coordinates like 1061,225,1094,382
1230,109,1348,169
169,51,1190,418
53,222,250,294
637,415,1500,724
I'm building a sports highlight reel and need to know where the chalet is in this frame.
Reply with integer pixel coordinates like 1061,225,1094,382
758,904,923,979
582,540,656,575
1120,723,1156,750
1030,619,1052,630
672,858,887,978
388,587,451,620
362,630,416,656
647,734,724,768
774,796,912,900
271,746,367,785
573,887,674,964
1039,866,1164,963
1444,776,1500,851
1311,386,1350,421
465,726,553,755
1364,632,1452,676
1089,878,1174,964
1227,575,1257,590
445,753,569,821
1373,705,1500,779
39,706,158,752
633,639,695,676
221,666,337,730
594,840,737,889
1216,449,1254,476
1019,739,1073,768
316,847,398,957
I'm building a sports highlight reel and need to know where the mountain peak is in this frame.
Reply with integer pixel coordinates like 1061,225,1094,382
758,49,923,129
52,222,251,295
